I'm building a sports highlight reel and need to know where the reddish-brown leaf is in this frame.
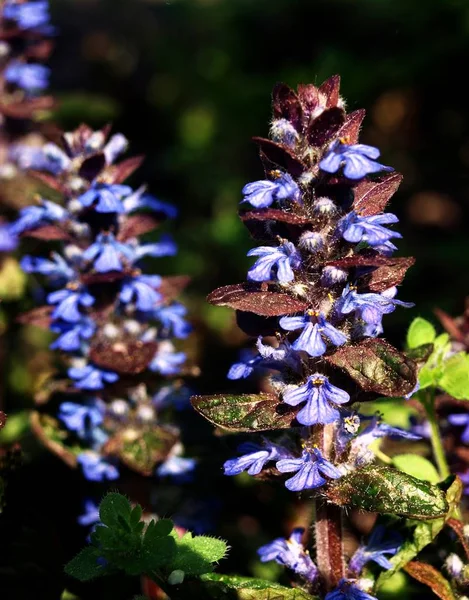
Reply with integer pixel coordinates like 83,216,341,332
404,562,455,600
252,137,306,176
446,518,469,560
159,275,191,302
89,340,158,374
353,172,403,216
272,83,302,129
319,74,341,108
325,338,417,397
207,283,309,316
434,308,465,343
107,155,145,184
307,107,345,147
16,305,53,329
297,84,320,119
327,254,414,292
337,109,366,144
240,208,312,226
28,170,64,192
21,224,71,242
81,270,126,285
118,214,161,240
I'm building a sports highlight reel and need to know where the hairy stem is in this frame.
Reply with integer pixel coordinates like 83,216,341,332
312,424,344,591
422,391,450,480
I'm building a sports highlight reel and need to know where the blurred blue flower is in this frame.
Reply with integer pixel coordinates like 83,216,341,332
258,528,317,581
119,275,162,311
276,448,341,491
83,232,133,273
77,499,100,528
50,318,96,352
325,579,377,600
156,456,196,482
77,183,132,213
68,364,119,390
224,441,291,476
77,452,119,482
10,199,68,235
5,62,50,94
448,414,469,444
58,399,103,437
149,342,186,375
0,223,17,252
349,525,401,574
21,253,74,284
3,1,51,31
47,288,95,322
154,303,192,339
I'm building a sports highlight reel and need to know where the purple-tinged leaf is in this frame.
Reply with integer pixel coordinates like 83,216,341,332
336,109,366,144
207,283,308,316
252,137,306,176
326,255,415,292
81,270,126,285
106,155,144,184
297,83,320,119
89,340,158,375
307,107,345,147
20,224,71,242
319,74,341,108
434,307,465,344
353,172,403,217
16,305,53,329
272,83,302,129
404,562,455,600
191,393,299,432
118,214,161,240
159,275,191,302
240,208,311,226
240,208,312,240
325,338,417,397
28,170,64,192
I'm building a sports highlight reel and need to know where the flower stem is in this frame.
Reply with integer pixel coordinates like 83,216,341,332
422,391,450,480
312,424,344,592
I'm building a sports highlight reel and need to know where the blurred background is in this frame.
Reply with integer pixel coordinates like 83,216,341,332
2,0,469,597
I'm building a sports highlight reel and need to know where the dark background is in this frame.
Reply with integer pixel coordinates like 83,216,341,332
2,0,469,597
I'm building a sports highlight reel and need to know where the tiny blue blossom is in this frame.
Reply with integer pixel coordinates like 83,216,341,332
10,199,68,235
256,338,302,372
279,311,347,357
448,414,469,444
119,275,162,311
0,223,17,252
58,399,104,437
82,232,133,273
77,452,119,482
47,288,95,322
123,189,178,219
154,303,192,339
4,62,50,94
21,253,74,283
227,351,261,380
242,173,300,208
50,319,96,352
325,579,377,600
247,241,301,283
258,528,317,581
148,342,186,375
224,441,291,476
103,133,128,164
283,374,350,426
349,525,401,574
68,364,119,390
338,211,401,247
77,499,100,527
3,1,51,31
320,140,393,180
276,448,341,492
131,235,177,262
77,183,132,213
156,456,196,481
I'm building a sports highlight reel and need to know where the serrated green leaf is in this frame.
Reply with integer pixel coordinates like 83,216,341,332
325,466,448,519
129,504,143,528
141,520,177,570
197,573,317,599
376,477,462,588
153,518,174,537
392,454,440,484
407,318,436,349
99,492,132,528
64,547,108,582
171,533,228,575
439,353,469,400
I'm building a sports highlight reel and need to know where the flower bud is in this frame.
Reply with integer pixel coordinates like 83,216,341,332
299,231,325,252
321,266,348,286
270,118,299,147
445,553,463,578
313,197,336,215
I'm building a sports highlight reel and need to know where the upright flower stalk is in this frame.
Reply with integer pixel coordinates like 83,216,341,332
192,76,427,597
14,124,194,482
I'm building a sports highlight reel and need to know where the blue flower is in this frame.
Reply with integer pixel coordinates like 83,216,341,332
119,275,162,311
448,413,469,444
256,338,302,372
338,211,401,247
279,311,347,357
50,319,96,352
337,285,413,333
123,189,178,219
21,253,74,284
4,62,50,94
131,235,177,262
149,342,186,375
0,223,17,252
224,441,290,476
77,183,132,213
320,140,393,180
325,579,377,600
283,374,350,426
103,133,128,164
227,351,262,380
77,452,119,482
68,364,118,390
58,399,104,437
247,241,301,283
349,525,401,574
258,528,317,581
77,499,100,527
10,199,68,235
82,233,133,273
47,288,94,323
154,303,192,339
242,173,300,208
276,448,341,492
156,456,196,481
3,1,51,31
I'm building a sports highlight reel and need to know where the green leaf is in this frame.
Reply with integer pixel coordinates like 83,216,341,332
392,454,440,484
191,394,299,432
439,353,469,400
64,547,108,582
99,492,132,528
325,338,418,397
376,476,462,588
141,520,177,570
325,466,448,519
171,533,228,575
407,318,436,349
196,573,317,599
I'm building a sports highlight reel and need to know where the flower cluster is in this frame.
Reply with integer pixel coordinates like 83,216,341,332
198,76,418,595
14,124,194,481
